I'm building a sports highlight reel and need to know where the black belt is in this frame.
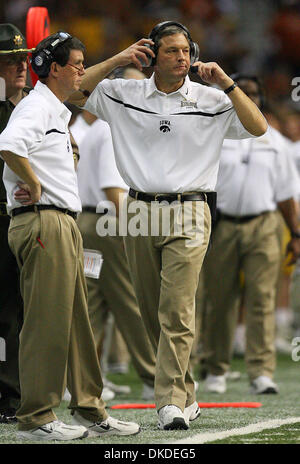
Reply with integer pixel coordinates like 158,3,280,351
0,201,8,216
82,206,97,213
11,205,78,220
220,212,267,223
129,188,207,204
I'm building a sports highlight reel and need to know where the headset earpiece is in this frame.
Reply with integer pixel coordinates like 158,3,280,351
31,31,72,78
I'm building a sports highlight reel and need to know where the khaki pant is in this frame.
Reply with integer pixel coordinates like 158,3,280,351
290,270,300,330
0,215,22,412
202,212,280,381
124,196,211,411
8,210,107,430
77,212,156,386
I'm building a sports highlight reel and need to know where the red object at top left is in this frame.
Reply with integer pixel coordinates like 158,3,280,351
26,7,50,86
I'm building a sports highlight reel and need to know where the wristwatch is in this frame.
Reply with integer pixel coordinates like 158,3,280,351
224,82,238,94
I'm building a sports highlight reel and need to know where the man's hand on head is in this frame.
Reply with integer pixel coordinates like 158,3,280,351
113,38,155,71
192,61,234,90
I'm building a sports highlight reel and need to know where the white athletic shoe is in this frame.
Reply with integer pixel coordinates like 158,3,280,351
104,378,131,395
102,386,115,401
63,389,71,402
62,387,115,402
205,374,227,394
16,420,88,441
184,401,201,426
157,405,188,430
225,370,241,381
71,411,140,437
250,376,279,394
141,383,154,400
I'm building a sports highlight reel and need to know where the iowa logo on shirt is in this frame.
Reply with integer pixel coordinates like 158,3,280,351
160,120,171,133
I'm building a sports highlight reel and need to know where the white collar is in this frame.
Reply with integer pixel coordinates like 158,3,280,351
145,74,191,99
34,80,72,121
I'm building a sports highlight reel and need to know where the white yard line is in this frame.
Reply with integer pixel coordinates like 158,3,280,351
171,417,300,444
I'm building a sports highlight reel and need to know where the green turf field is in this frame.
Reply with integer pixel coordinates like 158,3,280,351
1,354,300,445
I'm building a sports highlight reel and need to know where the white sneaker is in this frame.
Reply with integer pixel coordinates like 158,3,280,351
104,378,131,395
141,383,154,400
106,362,129,374
225,370,241,381
184,401,201,426
71,411,140,437
63,389,71,402
275,337,291,354
62,387,115,402
250,376,279,394
102,386,115,401
157,405,188,430
205,374,227,393
17,420,88,441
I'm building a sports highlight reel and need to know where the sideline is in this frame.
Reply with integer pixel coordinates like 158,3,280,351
171,417,300,444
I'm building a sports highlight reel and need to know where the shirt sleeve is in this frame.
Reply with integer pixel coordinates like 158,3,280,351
215,93,264,140
97,128,128,191
0,98,47,158
274,135,300,202
84,79,122,123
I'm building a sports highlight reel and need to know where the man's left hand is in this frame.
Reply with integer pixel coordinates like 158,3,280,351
192,61,234,90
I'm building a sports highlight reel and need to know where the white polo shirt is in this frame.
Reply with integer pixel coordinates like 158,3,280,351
70,113,91,145
84,74,256,193
0,81,81,214
216,126,300,216
76,118,127,208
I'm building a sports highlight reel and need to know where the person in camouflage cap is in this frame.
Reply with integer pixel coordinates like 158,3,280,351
0,23,32,424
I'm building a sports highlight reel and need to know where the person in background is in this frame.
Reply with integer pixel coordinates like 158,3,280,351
202,75,300,395
0,23,32,424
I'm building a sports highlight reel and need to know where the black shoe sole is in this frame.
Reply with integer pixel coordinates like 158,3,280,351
260,388,278,394
163,417,189,430
190,409,201,422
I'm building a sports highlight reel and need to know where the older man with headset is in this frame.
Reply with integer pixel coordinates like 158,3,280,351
0,31,141,440
67,20,267,430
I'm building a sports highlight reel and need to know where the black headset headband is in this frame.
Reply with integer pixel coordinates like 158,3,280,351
31,31,72,77
149,21,193,42
146,21,199,66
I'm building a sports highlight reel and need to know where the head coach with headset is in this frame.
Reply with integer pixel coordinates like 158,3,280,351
0,32,140,440
68,20,268,431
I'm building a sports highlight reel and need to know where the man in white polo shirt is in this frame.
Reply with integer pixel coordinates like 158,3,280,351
202,75,300,395
68,20,267,430
0,32,140,440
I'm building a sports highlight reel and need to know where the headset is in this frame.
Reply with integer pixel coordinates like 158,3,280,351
31,31,72,78
144,21,199,67
230,73,265,109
